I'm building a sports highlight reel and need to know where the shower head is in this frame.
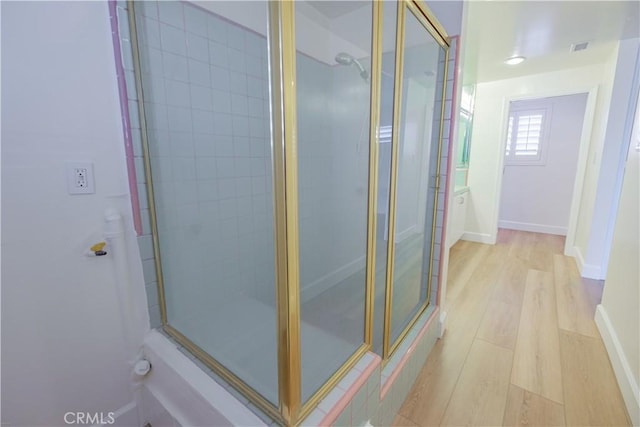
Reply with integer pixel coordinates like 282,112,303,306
335,52,369,81
335,52,355,66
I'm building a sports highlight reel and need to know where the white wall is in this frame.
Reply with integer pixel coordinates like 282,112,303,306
596,94,640,425
465,57,618,245
576,37,640,278
499,94,588,235
1,2,145,425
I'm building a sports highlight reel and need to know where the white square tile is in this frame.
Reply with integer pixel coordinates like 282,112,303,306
184,4,207,36
232,116,249,137
207,14,228,45
218,218,238,242
187,33,209,62
197,181,218,202
145,103,169,131
251,176,266,195
137,1,158,19
166,106,192,132
247,97,263,118
134,157,146,184
137,184,149,209
148,130,171,157
249,117,263,138
195,157,217,180
192,110,214,134
227,48,246,73
250,157,265,177
212,89,232,113
245,31,265,58
217,178,236,200
194,133,216,156
128,100,140,128
188,59,210,87
234,158,251,177
226,24,245,51
162,52,189,82
245,56,262,78
249,137,266,157
216,157,236,178
174,184,198,205
235,177,252,197
164,80,191,108
190,85,213,111
233,136,251,157
158,1,184,28
210,66,230,90
213,113,233,136
171,157,196,181
169,131,194,157
160,23,186,56
247,77,263,99
131,131,143,157
218,198,237,219
209,41,228,68
141,74,166,104
231,94,248,116
214,135,234,156
142,258,158,283
120,39,134,71
140,17,161,49
229,73,247,95
236,196,252,215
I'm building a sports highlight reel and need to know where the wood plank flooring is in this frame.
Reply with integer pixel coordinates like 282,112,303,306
394,230,630,427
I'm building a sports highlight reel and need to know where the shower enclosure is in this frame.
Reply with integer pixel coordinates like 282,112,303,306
127,0,449,424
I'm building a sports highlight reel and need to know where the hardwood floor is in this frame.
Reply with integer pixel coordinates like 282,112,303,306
394,229,630,427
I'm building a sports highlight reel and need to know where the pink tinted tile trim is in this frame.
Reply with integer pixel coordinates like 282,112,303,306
108,0,142,235
437,35,461,306
380,307,439,399
320,353,381,426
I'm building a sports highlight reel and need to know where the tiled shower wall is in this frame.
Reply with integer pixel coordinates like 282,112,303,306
115,1,273,328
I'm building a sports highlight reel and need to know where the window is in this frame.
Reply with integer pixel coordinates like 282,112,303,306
505,108,549,165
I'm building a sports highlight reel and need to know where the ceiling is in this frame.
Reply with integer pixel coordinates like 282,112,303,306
463,1,640,83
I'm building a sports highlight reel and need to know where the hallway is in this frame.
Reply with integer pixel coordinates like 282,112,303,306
393,230,630,426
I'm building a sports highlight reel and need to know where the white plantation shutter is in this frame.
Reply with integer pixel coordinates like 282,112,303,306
379,125,392,144
505,109,548,164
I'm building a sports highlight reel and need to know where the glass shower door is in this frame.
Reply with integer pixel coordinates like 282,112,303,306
133,0,279,406
294,0,374,404
387,4,448,350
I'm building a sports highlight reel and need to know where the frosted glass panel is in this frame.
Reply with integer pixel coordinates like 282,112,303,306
135,1,278,405
390,9,446,344
295,0,372,403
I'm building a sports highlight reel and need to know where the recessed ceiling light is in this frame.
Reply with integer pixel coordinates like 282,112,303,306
504,56,526,65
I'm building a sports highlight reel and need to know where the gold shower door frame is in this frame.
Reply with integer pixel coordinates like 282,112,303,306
129,0,449,425
382,1,450,361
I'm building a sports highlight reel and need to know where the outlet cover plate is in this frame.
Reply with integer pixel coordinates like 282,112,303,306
66,162,95,195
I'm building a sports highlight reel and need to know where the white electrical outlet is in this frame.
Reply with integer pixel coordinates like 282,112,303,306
66,162,95,194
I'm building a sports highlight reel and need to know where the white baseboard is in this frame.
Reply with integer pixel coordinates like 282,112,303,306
595,305,640,426
574,246,605,279
301,256,366,303
461,231,495,244
498,220,567,236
